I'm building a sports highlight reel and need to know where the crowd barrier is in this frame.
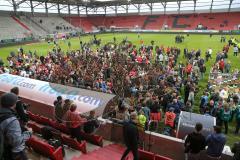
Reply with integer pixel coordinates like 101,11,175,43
96,118,233,160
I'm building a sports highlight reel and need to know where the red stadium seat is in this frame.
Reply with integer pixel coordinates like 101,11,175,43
62,135,87,153
39,116,53,126
27,122,42,134
138,149,155,160
27,112,101,148
54,122,70,134
27,111,35,120
27,111,41,123
155,154,173,160
79,131,103,147
26,136,63,160
32,114,42,124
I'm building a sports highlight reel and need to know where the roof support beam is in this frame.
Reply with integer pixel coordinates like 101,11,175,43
7,0,13,5
193,0,196,12
132,4,138,10
57,3,60,15
147,3,153,15
48,3,57,9
210,0,214,12
104,6,106,15
161,2,166,15
16,0,27,6
77,5,80,16
138,4,140,14
177,1,181,14
68,4,71,15
33,2,44,8
12,0,17,13
126,4,128,14
45,2,48,16
119,5,126,10
30,0,34,15
71,6,78,10
60,5,68,10
228,0,233,12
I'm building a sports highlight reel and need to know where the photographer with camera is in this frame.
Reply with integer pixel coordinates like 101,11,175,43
10,87,29,131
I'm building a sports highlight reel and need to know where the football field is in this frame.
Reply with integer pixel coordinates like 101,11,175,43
0,33,240,146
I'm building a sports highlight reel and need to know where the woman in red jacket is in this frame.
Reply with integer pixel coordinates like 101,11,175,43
65,104,87,142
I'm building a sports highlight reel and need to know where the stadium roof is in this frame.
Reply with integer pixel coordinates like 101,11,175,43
16,0,189,7
1,0,239,15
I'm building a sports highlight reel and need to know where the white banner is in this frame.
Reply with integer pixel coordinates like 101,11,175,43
0,73,115,115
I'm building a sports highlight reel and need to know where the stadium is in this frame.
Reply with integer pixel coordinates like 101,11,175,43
0,0,240,160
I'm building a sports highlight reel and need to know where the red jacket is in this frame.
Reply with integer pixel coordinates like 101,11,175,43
185,64,192,74
65,110,87,128
219,61,224,70
165,112,176,128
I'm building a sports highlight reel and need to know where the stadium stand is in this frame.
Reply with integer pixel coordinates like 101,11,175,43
26,135,63,160
19,15,49,37
0,15,30,39
65,12,240,31
27,111,103,147
0,12,239,40
33,16,76,34
64,17,96,32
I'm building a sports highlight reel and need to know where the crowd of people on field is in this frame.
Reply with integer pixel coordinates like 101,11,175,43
0,35,240,160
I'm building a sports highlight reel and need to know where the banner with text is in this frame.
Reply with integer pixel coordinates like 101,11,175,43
0,73,115,115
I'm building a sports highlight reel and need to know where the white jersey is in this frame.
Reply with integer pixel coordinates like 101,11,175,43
159,54,164,62
208,49,212,55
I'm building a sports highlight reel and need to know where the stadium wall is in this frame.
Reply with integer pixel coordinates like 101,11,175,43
96,121,233,160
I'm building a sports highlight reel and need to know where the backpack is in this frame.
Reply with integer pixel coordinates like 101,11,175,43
0,113,15,160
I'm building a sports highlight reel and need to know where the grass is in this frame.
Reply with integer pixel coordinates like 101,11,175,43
0,33,240,146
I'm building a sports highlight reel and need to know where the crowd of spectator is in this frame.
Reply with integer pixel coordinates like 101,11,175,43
0,35,239,160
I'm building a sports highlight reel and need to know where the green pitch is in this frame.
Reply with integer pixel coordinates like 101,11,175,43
0,33,240,146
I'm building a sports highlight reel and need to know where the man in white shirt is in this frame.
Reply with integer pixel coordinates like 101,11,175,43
208,48,212,58
234,46,238,56
159,54,163,64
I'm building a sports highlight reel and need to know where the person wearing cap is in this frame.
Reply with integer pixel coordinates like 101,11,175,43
0,92,32,160
10,87,29,129
206,126,226,159
121,112,139,160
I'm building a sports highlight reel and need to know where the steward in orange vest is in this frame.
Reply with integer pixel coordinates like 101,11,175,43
164,108,176,128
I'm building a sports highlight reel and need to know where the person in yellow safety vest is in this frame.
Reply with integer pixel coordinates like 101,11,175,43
232,38,236,45
164,107,176,128
138,110,147,130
